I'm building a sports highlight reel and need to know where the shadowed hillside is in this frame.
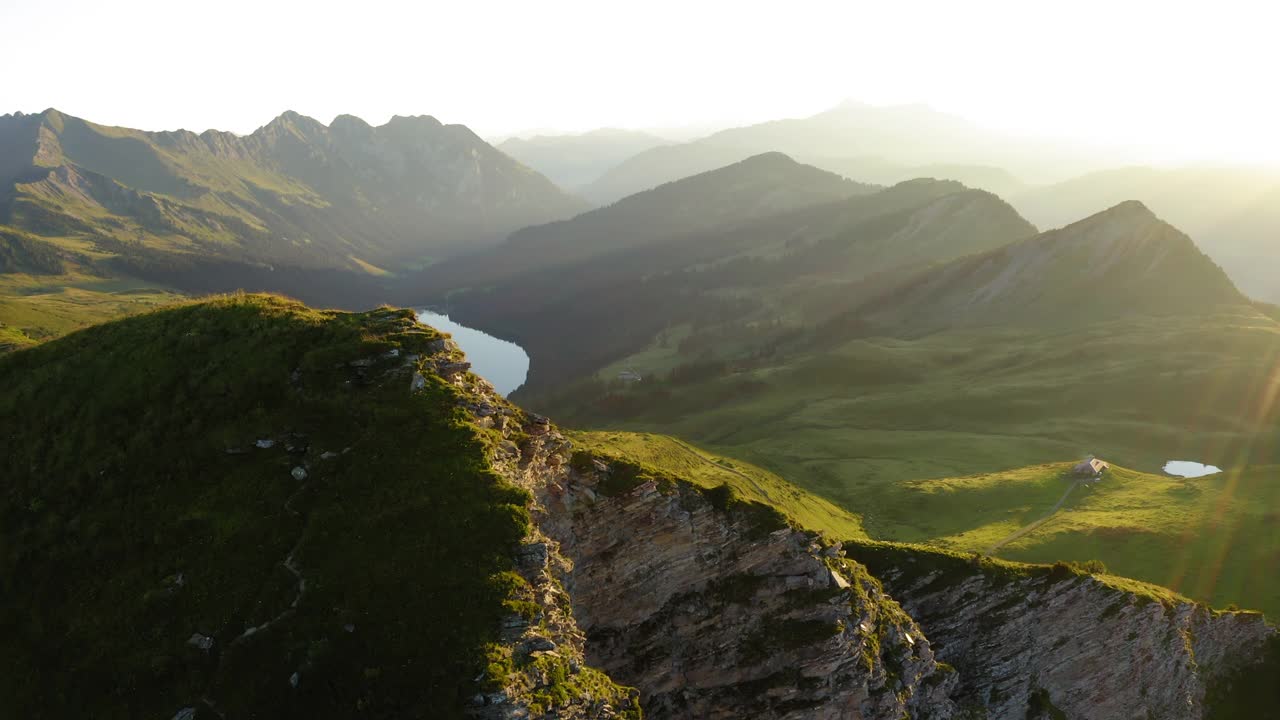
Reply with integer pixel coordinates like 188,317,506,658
855,201,1245,333
432,173,1034,391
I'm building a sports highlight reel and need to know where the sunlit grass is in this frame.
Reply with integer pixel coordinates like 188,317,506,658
569,430,867,539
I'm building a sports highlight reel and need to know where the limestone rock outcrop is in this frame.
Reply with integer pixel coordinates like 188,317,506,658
852,543,1276,719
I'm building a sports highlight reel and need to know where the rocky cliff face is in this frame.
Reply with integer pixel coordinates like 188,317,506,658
410,338,639,720
487,437,957,718
850,543,1276,719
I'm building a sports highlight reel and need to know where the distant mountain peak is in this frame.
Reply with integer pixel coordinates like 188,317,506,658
738,151,798,167
1097,199,1157,220
384,114,443,129
258,110,327,137
889,177,968,192
330,113,372,131
1053,201,1166,242
861,197,1245,332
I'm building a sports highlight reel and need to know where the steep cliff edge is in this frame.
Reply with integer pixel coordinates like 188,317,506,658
848,542,1277,719
492,436,958,719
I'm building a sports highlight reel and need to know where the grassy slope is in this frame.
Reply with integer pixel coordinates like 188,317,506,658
570,430,866,539
993,464,1280,618
558,310,1280,483
0,224,184,348
572,429,1268,619
546,308,1280,618
0,271,181,343
0,294,541,718
839,456,1280,617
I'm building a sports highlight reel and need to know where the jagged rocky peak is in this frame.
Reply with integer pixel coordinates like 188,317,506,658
255,109,329,139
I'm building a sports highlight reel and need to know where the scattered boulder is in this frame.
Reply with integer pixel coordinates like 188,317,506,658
515,542,549,569
436,360,471,377
255,439,275,449
291,466,308,481
410,373,427,392
829,569,851,589
523,636,557,653
289,672,300,688
320,451,339,460
171,708,196,720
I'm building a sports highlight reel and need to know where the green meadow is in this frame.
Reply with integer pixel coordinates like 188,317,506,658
546,307,1280,618
0,271,181,348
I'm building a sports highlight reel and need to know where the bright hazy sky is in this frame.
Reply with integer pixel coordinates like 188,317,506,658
5,0,1280,164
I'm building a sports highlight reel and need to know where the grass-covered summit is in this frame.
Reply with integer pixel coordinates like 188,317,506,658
0,294,570,718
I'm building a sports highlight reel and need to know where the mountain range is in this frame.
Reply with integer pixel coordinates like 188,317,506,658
496,128,670,189
0,109,584,299
6,101,1280,718
577,101,1123,205
420,152,878,295
430,158,1036,389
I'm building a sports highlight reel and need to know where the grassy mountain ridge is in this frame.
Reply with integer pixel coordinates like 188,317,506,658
0,295,559,717
1011,165,1280,303
853,200,1245,334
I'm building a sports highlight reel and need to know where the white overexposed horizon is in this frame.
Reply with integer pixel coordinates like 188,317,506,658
5,0,1280,166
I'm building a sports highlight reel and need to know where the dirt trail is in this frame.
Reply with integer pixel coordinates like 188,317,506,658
670,438,773,502
985,479,1082,555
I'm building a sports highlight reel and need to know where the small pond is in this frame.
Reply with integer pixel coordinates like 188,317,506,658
1163,460,1222,478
